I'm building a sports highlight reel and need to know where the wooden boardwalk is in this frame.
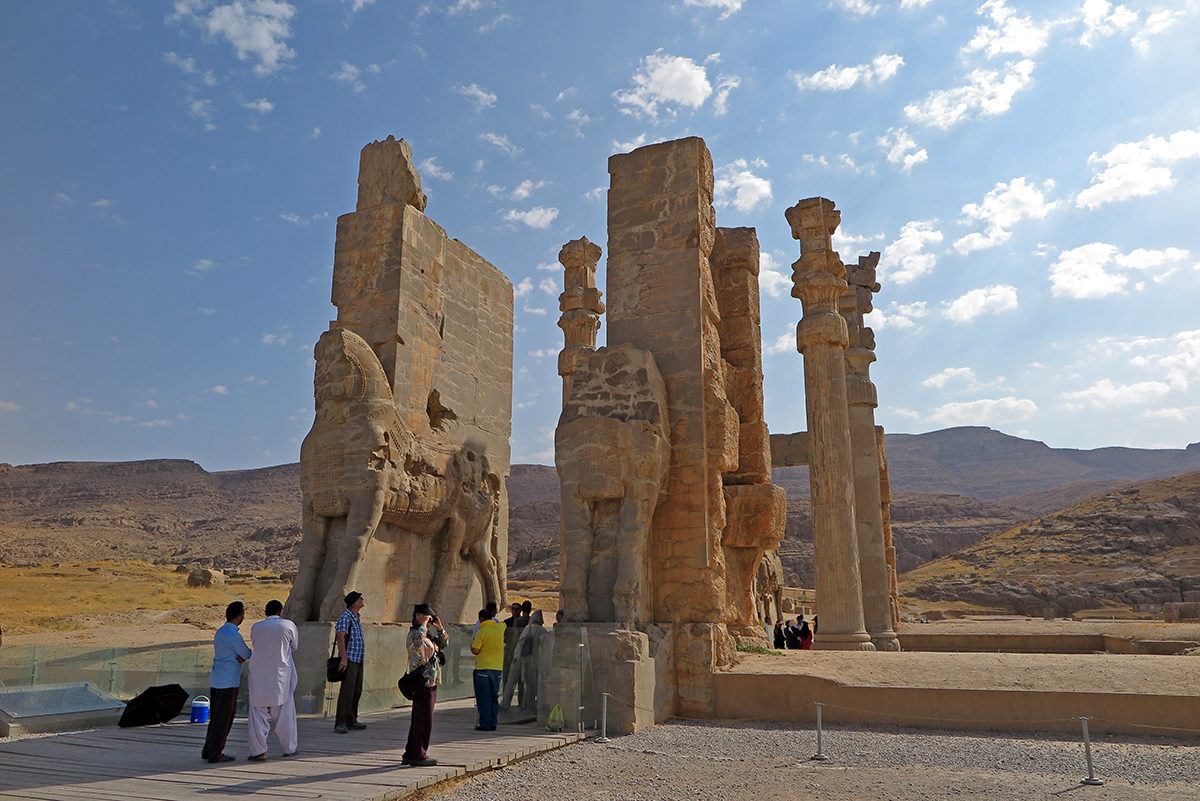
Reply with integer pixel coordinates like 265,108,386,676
0,699,586,800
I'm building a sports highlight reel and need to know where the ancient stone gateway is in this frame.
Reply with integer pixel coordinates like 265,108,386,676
285,136,512,625
553,137,787,732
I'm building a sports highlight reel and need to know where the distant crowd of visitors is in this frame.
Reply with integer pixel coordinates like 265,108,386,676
772,616,815,650
200,593,556,766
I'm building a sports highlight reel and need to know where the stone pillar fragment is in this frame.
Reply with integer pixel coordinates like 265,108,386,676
840,253,899,651
785,197,873,651
712,227,786,635
877,426,900,629
606,137,734,624
557,237,605,404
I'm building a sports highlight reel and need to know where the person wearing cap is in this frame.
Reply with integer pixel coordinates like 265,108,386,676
401,602,447,767
201,601,251,763
334,590,366,733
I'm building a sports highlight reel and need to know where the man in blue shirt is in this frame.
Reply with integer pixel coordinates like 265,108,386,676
201,601,251,763
334,591,366,733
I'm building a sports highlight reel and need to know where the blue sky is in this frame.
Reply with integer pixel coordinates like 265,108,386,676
1,0,1198,471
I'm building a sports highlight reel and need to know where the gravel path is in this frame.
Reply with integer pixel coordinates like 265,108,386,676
417,720,1200,801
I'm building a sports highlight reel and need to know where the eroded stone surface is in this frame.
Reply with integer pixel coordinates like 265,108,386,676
286,137,512,624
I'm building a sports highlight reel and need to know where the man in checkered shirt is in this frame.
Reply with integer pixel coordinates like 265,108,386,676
333,591,366,733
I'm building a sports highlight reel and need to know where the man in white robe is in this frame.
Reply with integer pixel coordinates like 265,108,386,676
247,600,299,759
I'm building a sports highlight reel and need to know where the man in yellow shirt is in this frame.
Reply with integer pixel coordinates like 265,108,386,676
470,607,505,731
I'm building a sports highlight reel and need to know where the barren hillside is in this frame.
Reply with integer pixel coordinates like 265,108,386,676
900,470,1200,615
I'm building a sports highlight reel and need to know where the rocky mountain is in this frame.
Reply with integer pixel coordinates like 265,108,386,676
0,460,301,573
900,470,1200,616
3,427,1198,597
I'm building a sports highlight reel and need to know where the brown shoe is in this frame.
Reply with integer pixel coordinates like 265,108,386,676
248,753,268,761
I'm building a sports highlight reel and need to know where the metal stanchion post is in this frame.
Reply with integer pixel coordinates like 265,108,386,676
596,692,610,743
1077,717,1104,786
811,702,829,761
577,638,585,734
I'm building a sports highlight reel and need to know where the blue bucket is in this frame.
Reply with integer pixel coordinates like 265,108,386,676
190,695,210,724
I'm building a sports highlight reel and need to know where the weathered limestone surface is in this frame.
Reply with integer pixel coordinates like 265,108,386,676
786,197,874,651
286,136,512,624
877,426,901,629
840,253,900,651
554,138,786,728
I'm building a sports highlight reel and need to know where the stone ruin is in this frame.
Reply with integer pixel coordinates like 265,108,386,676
285,136,512,624
552,137,788,730
282,133,899,732
771,197,900,650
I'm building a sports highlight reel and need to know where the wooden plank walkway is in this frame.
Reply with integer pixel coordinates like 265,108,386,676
0,699,586,800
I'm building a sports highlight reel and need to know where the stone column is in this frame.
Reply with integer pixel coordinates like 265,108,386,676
557,237,605,404
840,253,900,651
877,426,901,629
786,197,874,651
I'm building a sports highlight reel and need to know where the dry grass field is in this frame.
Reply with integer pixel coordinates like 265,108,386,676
0,561,291,641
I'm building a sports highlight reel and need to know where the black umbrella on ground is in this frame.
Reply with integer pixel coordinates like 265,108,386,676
118,684,189,727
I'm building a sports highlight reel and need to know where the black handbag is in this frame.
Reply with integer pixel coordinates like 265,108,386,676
326,644,346,683
397,666,424,700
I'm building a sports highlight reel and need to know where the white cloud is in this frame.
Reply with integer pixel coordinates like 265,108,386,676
831,229,885,254
510,179,546,200
174,0,297,77
927,396,1038,426
280,211,329,225
262,331,292,345
712,75,740,115
536,262,560,272
831,0,880,15
765,327,796,356
791,54,903,92
0,400,20,413
615,52,713,120
504,207,559,229
714,159,773,213
877,126,928,173
963,0,1053,58
345,0,376,11
1074,126,1200,209
900,0,932,7
758,252,791,298
942,284,1019,323
1131,9,1181,54
1078,0,1138,47
1159,329,1200,391
522,305,548,316
583,186,606,202
480,132,522,157
514,277,534,297
922,367,977,389
419,157,453,181
241,97,273,114
331,62,365,93
162,51,217,86
613,133,648,152
683,0,743,19
210,385,231,395
538,277,560,295
953,177,1058,254
187,97,217,130
1058,378,1172,410
879,220,943,285
454,82,497,109
864,300,928,331
904,59,1035,129
188,258,217,275
1049,243,1190,299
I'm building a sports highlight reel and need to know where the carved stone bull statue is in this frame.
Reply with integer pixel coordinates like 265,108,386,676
284,327,502,622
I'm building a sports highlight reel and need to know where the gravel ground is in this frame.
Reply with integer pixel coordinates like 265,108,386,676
417,720,1200,801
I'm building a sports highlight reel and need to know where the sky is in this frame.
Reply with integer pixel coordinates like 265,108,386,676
1,0,1199,472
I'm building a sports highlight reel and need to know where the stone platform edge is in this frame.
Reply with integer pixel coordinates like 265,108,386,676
712,673,1200,738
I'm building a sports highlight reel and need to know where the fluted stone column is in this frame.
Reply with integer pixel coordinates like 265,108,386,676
786,197,873,651
877,426,901,629
557,237,605,403
840,253,900,651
